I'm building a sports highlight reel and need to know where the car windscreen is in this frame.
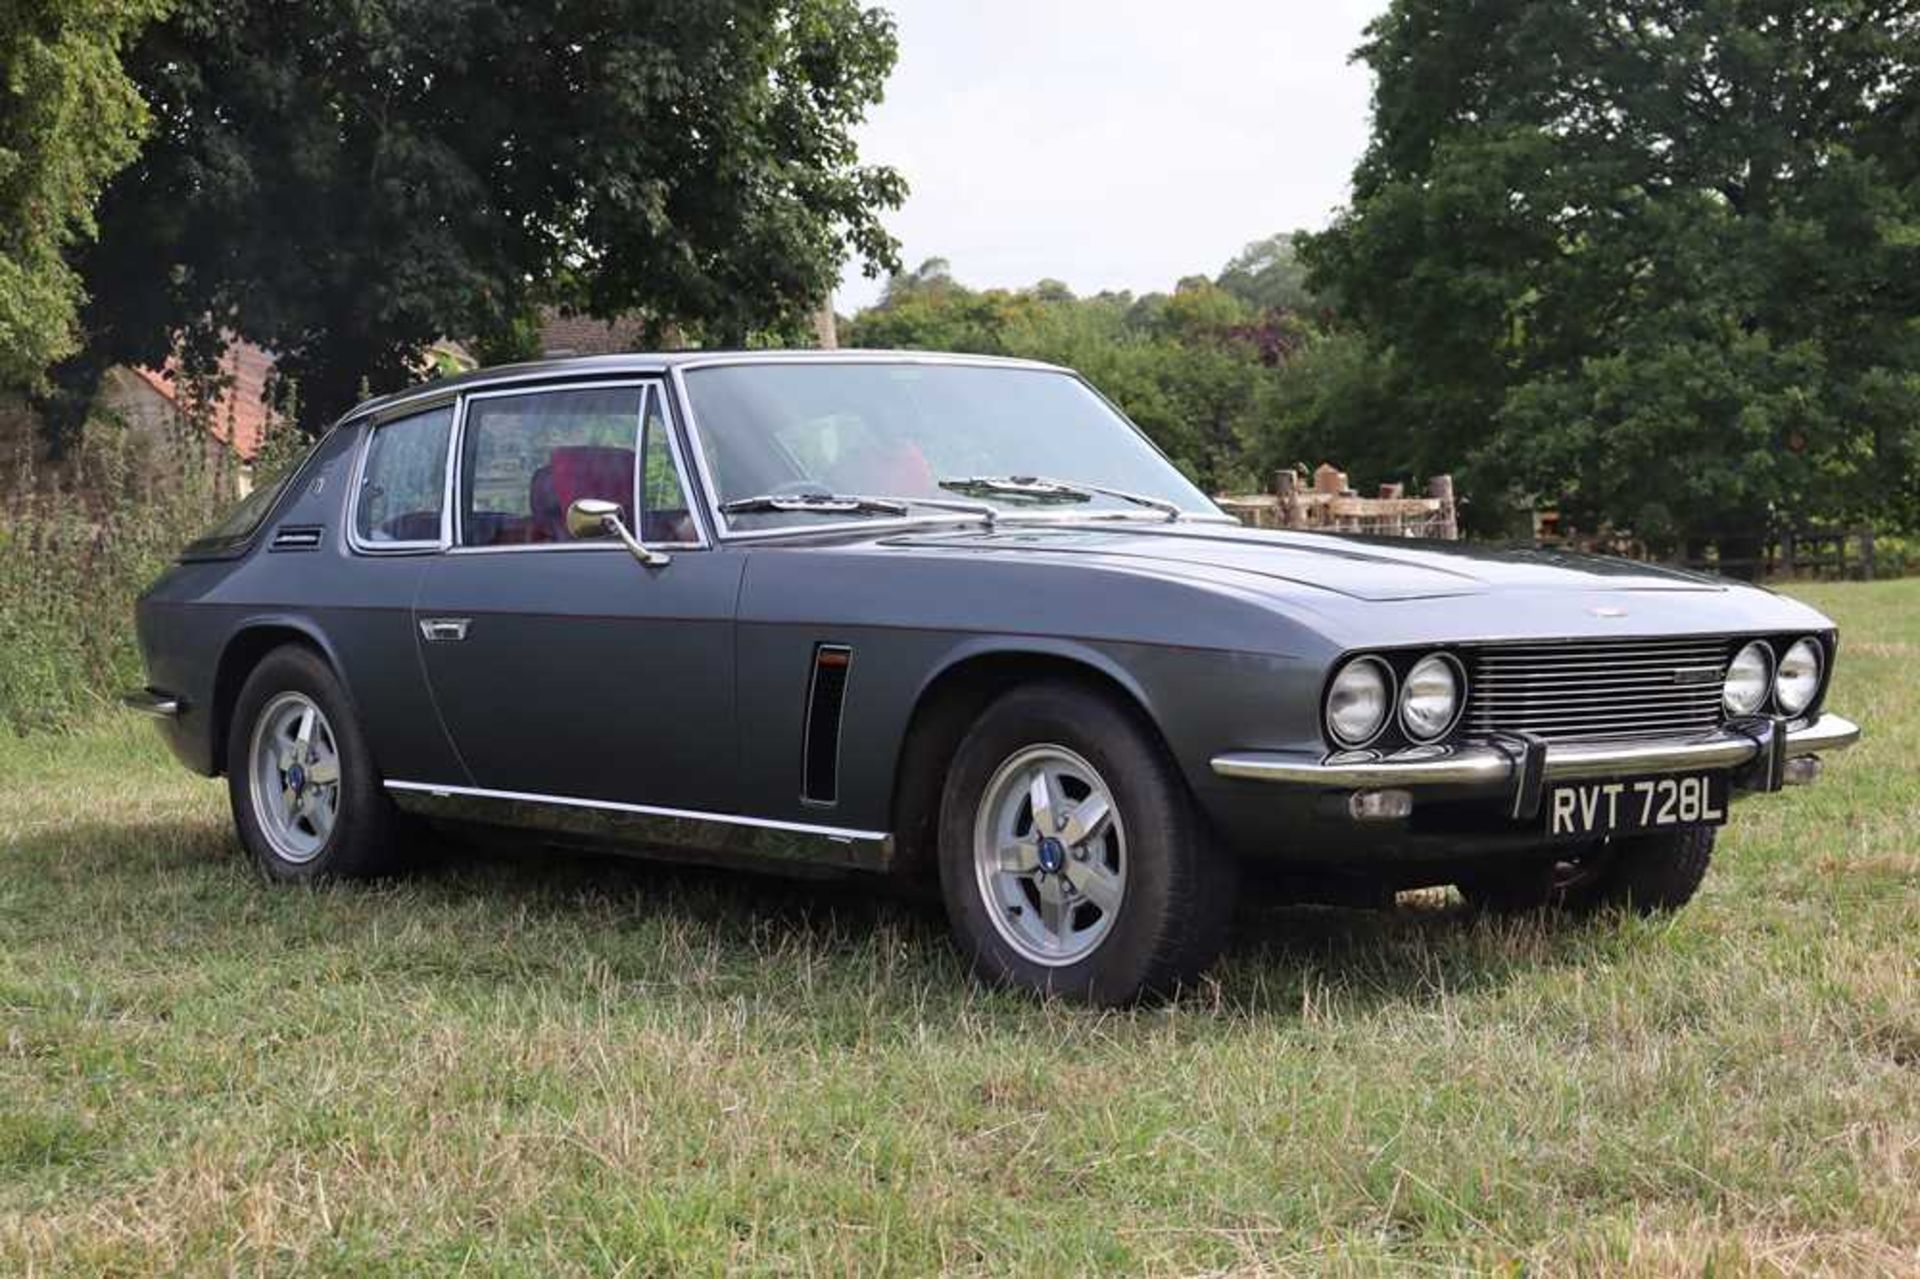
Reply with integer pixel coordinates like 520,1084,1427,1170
680,363,1217,530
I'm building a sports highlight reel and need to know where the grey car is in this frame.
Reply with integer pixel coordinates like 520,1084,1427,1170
126,351,1861,1002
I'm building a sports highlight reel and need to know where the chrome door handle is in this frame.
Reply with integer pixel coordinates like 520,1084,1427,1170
419,617,471,643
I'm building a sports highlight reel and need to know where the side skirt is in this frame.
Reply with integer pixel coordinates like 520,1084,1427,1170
384,780,894,871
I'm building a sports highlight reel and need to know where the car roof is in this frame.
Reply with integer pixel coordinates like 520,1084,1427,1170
340,349,1073,428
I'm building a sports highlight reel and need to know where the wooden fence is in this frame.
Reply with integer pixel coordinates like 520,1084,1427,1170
1216,464,1459,539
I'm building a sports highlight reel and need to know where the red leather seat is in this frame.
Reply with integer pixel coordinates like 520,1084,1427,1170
529,446,635,542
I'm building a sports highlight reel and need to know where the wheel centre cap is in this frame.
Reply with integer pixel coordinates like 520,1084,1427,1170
1036,836,1065,874
287,764,306,792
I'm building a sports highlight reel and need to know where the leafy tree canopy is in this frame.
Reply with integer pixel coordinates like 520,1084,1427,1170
0,0,165,393
1216,231,1317,314
70,0,905,431
1304,0,1920,541
846,262,1316,492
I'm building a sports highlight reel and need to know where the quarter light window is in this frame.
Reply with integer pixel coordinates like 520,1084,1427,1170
461,386,643,548
640,391,695,543
356,405,453,545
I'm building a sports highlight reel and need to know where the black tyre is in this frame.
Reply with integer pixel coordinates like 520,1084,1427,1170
226,645,402,881
1461,827,1716,916
935,680,1236,1004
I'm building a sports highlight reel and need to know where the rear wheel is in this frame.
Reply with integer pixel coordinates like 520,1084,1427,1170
1461,827,1716,916
227,645,402,881
936,681,1235,1003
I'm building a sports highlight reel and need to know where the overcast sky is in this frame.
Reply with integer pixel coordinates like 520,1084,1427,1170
835,0,1386,313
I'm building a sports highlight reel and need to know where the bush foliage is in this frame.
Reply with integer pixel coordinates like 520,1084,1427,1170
0,409,252,733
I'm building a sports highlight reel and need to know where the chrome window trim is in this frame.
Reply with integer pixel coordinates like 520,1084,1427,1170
344,399,460,556
452,378,710,553
339,351,1067,432
644,379,715,547
665,358,1230,546
354,361,673,426
382,779,890,843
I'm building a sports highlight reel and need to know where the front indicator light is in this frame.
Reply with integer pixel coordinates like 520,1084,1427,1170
1349,789,1414,821
1724,641,1772,716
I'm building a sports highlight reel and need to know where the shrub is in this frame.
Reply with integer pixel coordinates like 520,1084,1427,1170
0,408,252,734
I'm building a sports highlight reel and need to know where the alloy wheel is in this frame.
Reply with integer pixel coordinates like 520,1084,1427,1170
247,692,343,864
972,744,1127,966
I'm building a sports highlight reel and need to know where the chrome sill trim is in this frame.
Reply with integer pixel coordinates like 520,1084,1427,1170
382,779,890,843
1210,713,1861,789
121,689,183,719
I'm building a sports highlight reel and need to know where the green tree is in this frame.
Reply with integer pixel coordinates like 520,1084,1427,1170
67,0,904,432
0,0,165,392
1216,231,1316,314
846,266,1293,491
1305,0,1920,543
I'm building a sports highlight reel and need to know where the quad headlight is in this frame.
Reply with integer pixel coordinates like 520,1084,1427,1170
1325,656,1393,747
1723,640,1773,716
1774,637,1823,715
1399,653,1464,742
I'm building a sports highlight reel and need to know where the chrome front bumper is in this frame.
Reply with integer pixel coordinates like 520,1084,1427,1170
1211,712,1860,799
120,688,183,719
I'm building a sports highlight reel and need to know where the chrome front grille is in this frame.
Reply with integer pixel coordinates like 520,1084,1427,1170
1465,637,1731,743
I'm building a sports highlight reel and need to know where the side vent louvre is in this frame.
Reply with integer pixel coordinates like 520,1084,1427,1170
270,525,324,552
801,644,852,805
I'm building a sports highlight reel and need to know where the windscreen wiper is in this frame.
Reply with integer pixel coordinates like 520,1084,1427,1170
720,492,997,525
721,492,911,517
939,475,1183,521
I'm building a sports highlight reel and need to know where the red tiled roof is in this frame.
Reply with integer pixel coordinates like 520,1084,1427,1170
134,339,277,461
538,310,652,357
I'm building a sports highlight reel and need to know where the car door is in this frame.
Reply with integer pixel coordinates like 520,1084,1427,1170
413,379,744,812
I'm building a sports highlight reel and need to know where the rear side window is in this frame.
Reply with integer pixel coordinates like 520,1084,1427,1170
460,386,642,548
355,405,453,546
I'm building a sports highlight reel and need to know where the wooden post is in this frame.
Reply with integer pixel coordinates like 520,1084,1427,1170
1427,474,1457,541
1780,528,1796,578
1860,526,1876,581
1272,469,1299,528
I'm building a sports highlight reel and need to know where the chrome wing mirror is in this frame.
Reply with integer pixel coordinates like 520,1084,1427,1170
566,497,670,567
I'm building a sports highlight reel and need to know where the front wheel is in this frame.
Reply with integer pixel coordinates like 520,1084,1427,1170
226,645,402,881
1460,826,1716,916
935,681,1235,1004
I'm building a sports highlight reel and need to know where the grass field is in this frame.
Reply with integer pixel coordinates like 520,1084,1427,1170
1,581,1915,1274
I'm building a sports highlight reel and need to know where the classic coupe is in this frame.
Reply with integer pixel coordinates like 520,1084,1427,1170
127,351,1860,1002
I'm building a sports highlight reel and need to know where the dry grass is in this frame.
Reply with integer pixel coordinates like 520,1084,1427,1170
1,580,1916,1275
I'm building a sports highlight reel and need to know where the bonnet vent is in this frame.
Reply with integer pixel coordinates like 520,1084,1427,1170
270,525,324,552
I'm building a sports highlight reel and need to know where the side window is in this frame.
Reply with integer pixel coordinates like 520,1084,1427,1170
355,405,453,546
639,391,696,544
461,386,642,547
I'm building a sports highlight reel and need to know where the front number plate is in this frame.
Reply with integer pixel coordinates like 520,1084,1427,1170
1545,772,1729,839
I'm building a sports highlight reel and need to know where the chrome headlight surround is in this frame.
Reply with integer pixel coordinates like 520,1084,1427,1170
1774,637,1823,716
1324,656,1395,749
1723,640,1773,717
1399,651,1466,743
